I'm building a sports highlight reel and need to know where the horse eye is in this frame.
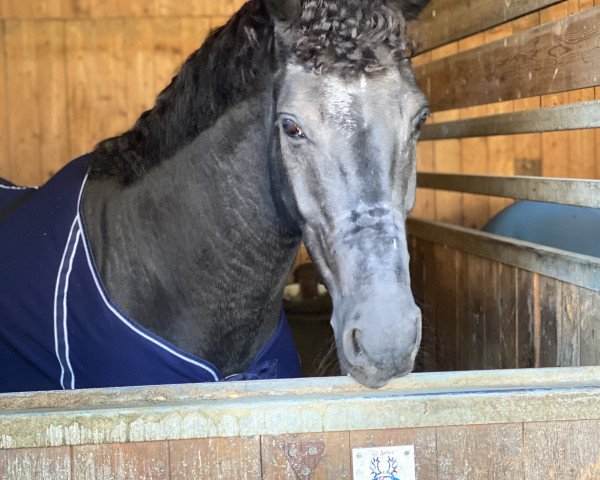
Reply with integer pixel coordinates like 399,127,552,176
281,118,305,139
416,112,430,131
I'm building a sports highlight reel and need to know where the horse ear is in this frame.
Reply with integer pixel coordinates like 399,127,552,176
264,0,302,22
397,0,431,20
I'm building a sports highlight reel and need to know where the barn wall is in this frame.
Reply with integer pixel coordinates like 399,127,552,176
4,422,600,479
412,0,600,230
0,0,246,185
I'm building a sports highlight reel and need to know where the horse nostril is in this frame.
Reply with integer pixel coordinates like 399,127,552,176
351,328,362,357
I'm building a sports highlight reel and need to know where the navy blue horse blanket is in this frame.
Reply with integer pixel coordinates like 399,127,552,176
0,155,301,393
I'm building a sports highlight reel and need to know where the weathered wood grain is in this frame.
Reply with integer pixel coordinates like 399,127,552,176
0,447,71,480
498,263,518,369
436,423,524,479
350,428,437,480
169,437,261,480
411,0,561,53
483,258,501,369
516,270,536,369
416,7,600,112
559,282,582,367
261,432,351,480
5,20,69,185
433,245,458,371
483,260,518,369
467,255,486,370
513,96,543,177
541,93,571,178
420,240,437,371
413,140,436,221
580,285,600,366
65,17,211,160
455,251,470,370
410,236,436,373
66,19,129,158
1,0,247,19
524,420,600,479
73,441,169,479
568,89,597,179
539,276,560,367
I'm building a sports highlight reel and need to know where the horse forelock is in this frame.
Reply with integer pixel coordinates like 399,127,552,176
290,0,415,75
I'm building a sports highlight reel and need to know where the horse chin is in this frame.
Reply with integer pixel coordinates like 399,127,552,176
339,353,416,389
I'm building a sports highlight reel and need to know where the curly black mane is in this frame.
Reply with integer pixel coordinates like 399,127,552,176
90,0,275,184
91,0,419,183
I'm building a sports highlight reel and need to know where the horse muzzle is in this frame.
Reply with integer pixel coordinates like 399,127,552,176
332,289,422,388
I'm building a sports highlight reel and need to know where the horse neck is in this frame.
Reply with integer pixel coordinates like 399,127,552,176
83,92,301,376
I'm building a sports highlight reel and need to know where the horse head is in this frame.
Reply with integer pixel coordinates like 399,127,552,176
266,0,430,388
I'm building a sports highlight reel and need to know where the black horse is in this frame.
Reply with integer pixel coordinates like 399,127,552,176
0,0,430,392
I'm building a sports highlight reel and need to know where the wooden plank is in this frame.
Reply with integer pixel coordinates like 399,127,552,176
559,282,582,366
66,16,211,161
416,173,600,208
524,420,600,478
436,423,524,479
66,19,129,159
513,96,542,177
0,447,71,480
0,0,247,18
5,20,69,185
458,35,489,231
498,264,518,369
433,245,458,371
568,89,597,179
411,0,562,53
3,369,600,450
170,437,261,480
0,21,9,180
2,0,77,19
541,91,572,178
261,432,351,479
467,254,486,370
455,250,470,370
73,442,169,479
579,286,600,366
409,237,434,373
420,240,437,371
432,120,462,225
416,7,600,112
517,269,536,369
539,276,560,367
350,428,437,479
420,99,600,140
486,101,515,218
413,140,436,221
123,20,158,130
407,218,600,292
484,259,502,369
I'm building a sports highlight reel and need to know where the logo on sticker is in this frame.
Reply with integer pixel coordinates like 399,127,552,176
352,446,415,480
370,455,400,480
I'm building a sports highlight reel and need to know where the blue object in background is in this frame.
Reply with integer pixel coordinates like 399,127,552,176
484,200,600,258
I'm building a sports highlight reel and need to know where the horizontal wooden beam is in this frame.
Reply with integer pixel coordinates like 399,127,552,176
1,367,599,449
411,0,561,53
407,218,600,291
415,7,600,112
420,100,600,139
417,173,600,208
